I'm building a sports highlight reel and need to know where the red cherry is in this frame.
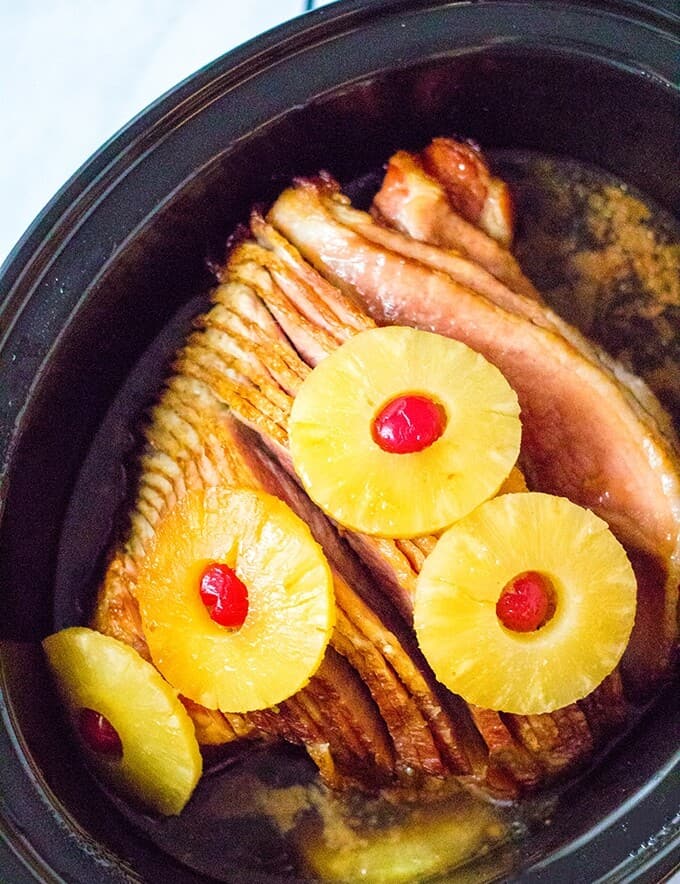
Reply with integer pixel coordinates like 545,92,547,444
199,562,249,628
78,708,123,757
372,394,446,454
496,571,552,633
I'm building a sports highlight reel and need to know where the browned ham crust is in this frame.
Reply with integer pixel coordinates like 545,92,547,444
419,137,515,248
373,148,538,298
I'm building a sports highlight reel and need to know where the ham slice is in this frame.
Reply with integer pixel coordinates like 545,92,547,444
373,148,538,298
373,145,677,447
267,179,680,692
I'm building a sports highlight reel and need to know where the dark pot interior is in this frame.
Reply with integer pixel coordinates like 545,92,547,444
1,1,678,881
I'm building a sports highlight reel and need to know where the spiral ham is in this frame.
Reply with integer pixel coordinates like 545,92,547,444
93,138,677,801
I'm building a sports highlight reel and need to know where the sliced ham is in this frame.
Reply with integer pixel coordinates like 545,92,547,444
94,317,484,793
218,232,626,788
268,180,680,692
93,141,676,803
373,148,539,298
419,137,515,247
372,146,678,448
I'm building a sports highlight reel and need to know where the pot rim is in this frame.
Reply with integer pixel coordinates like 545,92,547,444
0,1,678,881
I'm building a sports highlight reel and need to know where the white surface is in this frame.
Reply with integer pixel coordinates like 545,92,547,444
0,0,327,266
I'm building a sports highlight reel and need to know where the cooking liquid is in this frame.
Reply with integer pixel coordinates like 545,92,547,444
54,151,680,883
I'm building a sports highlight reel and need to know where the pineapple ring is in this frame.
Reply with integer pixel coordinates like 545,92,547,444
288,326,522,538
42,627,202,815
136,487,335,714
414,493,637,715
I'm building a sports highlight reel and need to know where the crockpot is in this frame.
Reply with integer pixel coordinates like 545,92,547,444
1,1,678,881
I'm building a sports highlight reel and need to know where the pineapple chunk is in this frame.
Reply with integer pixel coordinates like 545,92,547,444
43,627,202,815
298,796,504,883
289,326,521,538
136,487,335,713
414,492,637,715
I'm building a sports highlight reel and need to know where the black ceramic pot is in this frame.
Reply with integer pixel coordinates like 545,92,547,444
1,1,678,881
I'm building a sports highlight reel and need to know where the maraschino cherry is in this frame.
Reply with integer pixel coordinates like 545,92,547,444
199,562,249,628
78,708,123,757
373,394,446,454
496,571,553,633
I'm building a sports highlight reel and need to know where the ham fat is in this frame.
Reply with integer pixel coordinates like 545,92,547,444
94,138,678,801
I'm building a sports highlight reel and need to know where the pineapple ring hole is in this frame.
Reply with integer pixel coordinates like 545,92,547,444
496,570,557,634
371,392,448,454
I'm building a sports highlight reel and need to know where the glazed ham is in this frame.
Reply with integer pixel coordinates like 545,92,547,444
418,137,515,247
219,222,630,787
268,175,680,693
94,373,481,791
94,138,677,802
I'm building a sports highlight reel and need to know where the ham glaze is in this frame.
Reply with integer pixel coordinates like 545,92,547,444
93,138,678,802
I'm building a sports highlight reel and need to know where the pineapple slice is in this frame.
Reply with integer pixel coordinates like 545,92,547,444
289,326,521,538
298,795,504,883
414,493,637,715
42,627,202,815
136,487,335,714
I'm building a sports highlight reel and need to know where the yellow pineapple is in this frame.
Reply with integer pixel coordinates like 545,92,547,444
298,793,504,883
135,487,335,714
42,627,202,815
414,492,637,715
288,326,521,538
